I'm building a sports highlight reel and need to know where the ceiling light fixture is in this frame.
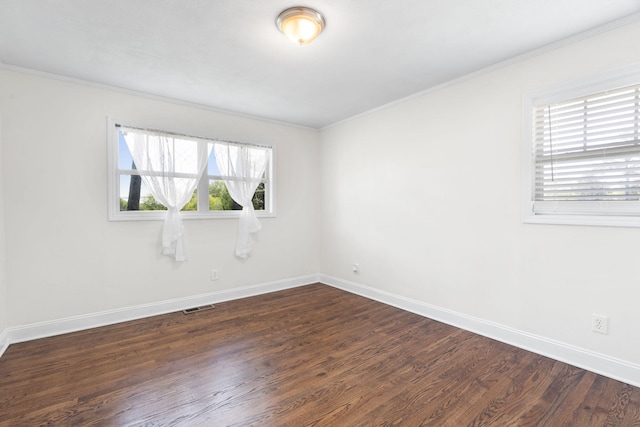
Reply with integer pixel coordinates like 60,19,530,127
276,7,326,45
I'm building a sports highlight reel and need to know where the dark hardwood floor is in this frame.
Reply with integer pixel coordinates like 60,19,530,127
1,284,639,426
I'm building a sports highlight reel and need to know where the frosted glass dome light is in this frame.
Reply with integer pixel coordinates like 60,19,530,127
276,7,326,45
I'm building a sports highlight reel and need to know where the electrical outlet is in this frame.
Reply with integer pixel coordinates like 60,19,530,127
352,263,359,273
210,270,219,281
592,314,608,334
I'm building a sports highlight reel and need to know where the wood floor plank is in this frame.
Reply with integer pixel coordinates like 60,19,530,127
1,283,638,426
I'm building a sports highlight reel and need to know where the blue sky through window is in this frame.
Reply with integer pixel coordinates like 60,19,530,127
118,130,222,201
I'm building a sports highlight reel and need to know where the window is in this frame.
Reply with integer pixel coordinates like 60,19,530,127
523,70,640,227
107,120,274,221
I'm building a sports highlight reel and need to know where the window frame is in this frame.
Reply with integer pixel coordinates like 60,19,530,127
107,118,276,221
522,65,640,228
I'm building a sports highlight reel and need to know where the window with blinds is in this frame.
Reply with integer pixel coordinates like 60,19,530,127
531,82,640,218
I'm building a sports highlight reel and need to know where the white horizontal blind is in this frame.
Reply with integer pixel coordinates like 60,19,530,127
532,82,640,216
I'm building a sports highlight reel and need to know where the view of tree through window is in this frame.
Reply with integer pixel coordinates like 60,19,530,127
120,176,266,212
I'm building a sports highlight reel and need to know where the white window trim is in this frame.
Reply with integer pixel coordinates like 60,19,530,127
522,64,640,228
107,118,276,221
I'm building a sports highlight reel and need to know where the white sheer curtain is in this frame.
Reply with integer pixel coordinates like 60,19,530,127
123,128,211,261
214,143,269,258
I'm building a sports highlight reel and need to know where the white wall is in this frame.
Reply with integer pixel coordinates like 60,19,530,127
0,114,7,335
320,20,640,366
0,69,320,327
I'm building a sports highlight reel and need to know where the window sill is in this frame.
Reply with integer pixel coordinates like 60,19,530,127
523,213,640,228
108,210,276,222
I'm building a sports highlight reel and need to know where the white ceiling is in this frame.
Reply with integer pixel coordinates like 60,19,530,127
1,1,639,129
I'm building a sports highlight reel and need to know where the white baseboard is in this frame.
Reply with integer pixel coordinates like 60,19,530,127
0,274,320,357
320,274,640,388
3,273,639,388
0,327,9,359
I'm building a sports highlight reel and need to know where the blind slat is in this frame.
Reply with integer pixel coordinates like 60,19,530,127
535,94,638,120
534,143,640,162
534,107,637,129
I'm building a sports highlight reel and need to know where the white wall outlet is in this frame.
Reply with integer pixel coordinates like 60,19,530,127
210,270,219,281
352,263,359,273
592,314,608,334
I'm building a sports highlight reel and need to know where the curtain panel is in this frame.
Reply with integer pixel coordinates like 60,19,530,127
214,144,270,258
123,129,211,261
